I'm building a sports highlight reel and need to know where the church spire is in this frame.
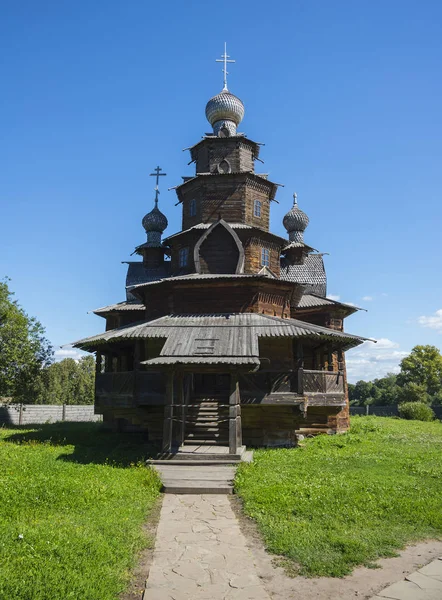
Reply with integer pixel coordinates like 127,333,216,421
142,165,168,247
216,42,235,92
205,44,245,137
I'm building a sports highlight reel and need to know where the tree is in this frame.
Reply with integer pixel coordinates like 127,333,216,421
38,356,95,405
372,373,401,405
351,380,380,406
398,345,442,402
0,279,53,401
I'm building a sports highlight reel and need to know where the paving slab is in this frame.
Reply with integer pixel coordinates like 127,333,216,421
370,556,442,600
154,464,236,494
143,494,271,600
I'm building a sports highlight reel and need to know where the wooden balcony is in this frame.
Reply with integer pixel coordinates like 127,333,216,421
95,368,346,410
240,369,345,405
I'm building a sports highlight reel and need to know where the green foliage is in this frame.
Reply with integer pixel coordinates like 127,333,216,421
372,373,402,405
38,356,95,405
0,279,53,401
235,417,442,577
349,379,380,406
398,382,430,404
350,345,442,406
398,345,442,398
399,401,435,422
0,423,161,600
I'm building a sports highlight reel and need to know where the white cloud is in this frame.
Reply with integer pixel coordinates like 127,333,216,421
346,338,409,382
328,294,340,301
362,296,373,301
54,347,88,362
418,309,442,333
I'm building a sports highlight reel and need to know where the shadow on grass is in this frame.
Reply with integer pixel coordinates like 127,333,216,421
1,422,160,467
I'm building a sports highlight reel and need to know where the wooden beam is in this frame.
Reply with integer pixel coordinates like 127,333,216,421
229,374,241,454
162,372,174,453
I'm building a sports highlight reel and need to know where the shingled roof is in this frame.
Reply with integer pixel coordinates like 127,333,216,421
92,301,145,316
73,312,370,355
280,254,327,296
297,293,362,313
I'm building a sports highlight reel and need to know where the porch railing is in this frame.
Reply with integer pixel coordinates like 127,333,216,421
240,369,344,400
302,369,344,395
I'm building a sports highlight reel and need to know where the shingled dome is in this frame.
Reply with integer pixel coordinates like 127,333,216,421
283,195,309,242
142,204,168,234
205,90,245,136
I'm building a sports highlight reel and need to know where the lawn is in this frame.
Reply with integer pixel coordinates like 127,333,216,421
0,422,161,600
235,416,442,577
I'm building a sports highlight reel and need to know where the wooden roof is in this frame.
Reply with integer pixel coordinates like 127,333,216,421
73,312,371,354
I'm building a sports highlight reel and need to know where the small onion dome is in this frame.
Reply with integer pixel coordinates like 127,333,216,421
142,203,168,234
283,194,309,242
205,90,245,136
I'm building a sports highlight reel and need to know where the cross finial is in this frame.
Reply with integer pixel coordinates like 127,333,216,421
149,165,167,206
216,42,235,91
293,192,298,206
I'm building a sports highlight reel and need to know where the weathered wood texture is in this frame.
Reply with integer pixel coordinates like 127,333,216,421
180,175,274,231
142,279,297,319
196,224,241,274
101,406,164,438
242,405,299,447
243,239,281,276
192,138,256,175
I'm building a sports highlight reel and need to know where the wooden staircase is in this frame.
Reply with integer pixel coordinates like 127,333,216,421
183,393,229,446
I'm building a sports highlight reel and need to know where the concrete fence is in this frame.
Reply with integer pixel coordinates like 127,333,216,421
350,405,442,419
0,404,102,426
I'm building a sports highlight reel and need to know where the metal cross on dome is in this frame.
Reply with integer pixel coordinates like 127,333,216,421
150,166,167,206
216,42,235,91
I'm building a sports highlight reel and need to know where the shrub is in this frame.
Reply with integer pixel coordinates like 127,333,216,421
399,401,435,422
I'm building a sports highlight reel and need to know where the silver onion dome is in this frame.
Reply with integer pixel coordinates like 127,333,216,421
205,90,245,136
142,203,168,247
283,194,309,243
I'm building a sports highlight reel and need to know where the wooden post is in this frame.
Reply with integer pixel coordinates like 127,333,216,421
296,341,304,395
177,373,185,446
62,403,66,421
162,372,174,453
327,346,334,371
229,374,241,454
96,352,102,375
133,341,141,406
297,368,304,395
18,403,23,425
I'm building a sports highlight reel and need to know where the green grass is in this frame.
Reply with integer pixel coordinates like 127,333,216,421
0,422,162,600
235,416,442,577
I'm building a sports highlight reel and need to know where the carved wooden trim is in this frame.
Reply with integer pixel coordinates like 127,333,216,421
193,219,245,274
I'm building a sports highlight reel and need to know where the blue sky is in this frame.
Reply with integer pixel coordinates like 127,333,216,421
1,1,441,382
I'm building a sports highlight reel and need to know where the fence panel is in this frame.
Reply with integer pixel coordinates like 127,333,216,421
0,404,101,425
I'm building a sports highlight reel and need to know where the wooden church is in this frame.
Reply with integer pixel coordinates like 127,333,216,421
74,50,367,454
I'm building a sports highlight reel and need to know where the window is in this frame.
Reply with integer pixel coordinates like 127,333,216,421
179,247,188,268
189,199,196,217
254,199,262,218
261,247,270,267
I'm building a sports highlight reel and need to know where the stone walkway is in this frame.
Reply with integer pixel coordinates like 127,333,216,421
143,493,442,600
143,494,271,600
370,556,442,600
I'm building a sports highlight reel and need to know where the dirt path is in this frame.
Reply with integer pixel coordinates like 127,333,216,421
232,496,442,599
